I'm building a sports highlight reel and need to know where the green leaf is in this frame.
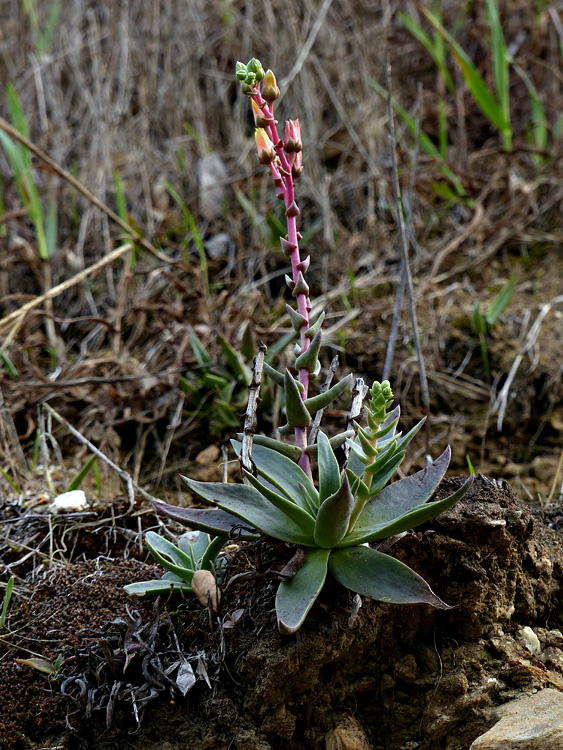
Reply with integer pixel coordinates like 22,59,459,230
238,433,303,462
145,531,195,582
200,535,227,571
329,546,450,608
471,302,487,335
124,579,193,596
1,576,14,627
243,470,316,533
305,430,355,458
218,336,252,386
486,0,510,143
303,373,355,414
317,431,341,503
182,478,316,546
283,369,312,428
276,548,331,634
231,440,318,510
345,468,474,544
153,500,260,541
354,447,451,531
314,474,354,549
0,351,19,379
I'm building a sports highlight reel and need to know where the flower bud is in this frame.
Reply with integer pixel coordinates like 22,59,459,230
262,69,280,102
251,99,271,128
246,58,265,82
292,150,303,179
255,128,276,164
284,120,302,153
235,61,248,81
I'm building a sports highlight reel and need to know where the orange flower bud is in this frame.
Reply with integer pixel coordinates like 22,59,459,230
251,99,272,128
284,119,302,153
262,69,280,102
255,128,276,164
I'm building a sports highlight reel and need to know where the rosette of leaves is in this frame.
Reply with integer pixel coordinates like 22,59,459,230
124,530,226,597
153,377,473,634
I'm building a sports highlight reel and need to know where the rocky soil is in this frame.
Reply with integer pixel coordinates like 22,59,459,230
2,475,563,750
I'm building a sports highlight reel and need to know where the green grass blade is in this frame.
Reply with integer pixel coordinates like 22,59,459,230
6,84,30,144
368,78,466,196
513,64,547,154
398,12,455,93
0,351,19,379
1,576,15,627
0,468,20,493
418,5,512,149
486,0,511,148
486,273,516,327
67,453,98,491
166,180,209,295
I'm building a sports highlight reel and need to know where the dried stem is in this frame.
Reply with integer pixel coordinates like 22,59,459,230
384,55,431,455
241,343,266,477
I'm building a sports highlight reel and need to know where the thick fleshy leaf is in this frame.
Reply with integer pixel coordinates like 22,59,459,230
145,532,195,579
355,447,451,531
183,478,316,546
243,470,316,533
178,531,208,566
342,475,474,546
124,579,193,596
329,546,450,608
303,373,355,414
317,431,341,503
365,451,405,496
314,474,354,549
200,535,228,571
231,440,318,510
144,534,194,583
284,369,312,427
154,500,259,541
276,547,331,634
237,433,302,461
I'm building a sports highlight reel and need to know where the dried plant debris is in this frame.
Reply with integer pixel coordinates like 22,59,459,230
61,604,212,734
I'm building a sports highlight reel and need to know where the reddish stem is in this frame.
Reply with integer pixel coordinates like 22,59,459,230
250,89,312,479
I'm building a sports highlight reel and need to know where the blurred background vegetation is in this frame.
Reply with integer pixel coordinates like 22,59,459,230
0,0,562,503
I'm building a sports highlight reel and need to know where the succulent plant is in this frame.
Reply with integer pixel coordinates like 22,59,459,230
124,530,225,602
128,58,474,633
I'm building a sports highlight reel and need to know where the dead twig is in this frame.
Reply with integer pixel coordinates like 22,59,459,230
384,55,431,455
493,294,563,431
240,343,266,477
0,243,134,349
41,402,162,508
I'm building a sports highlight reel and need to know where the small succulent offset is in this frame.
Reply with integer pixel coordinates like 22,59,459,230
131,58,473,633
124,531,225,611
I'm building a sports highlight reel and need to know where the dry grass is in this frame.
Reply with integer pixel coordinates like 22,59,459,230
0,0,562,502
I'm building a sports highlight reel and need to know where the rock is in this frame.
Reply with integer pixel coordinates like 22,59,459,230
325,715,372,750
47,489,88,513
469,688,563,749
519,626,541,655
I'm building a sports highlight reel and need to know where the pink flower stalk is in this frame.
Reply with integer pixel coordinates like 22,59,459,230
242,63,313,477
